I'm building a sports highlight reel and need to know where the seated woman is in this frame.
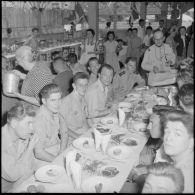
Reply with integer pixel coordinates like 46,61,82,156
142,162,184,193
2,103,37,192
33,84,67,164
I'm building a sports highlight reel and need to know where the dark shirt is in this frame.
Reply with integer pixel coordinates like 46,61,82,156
53,70,73,98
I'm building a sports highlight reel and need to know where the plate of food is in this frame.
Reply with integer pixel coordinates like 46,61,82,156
73,137,95,150
100,166,119,177
107,145,132,160
35,164,66,183
100,116,118,126
122,137,138,146
95,125,112,134
81,176,114,193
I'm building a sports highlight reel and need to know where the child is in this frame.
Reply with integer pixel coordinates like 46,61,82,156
113,57,146,100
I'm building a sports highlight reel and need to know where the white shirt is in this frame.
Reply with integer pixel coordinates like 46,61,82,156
137,26,145,41
181,35,186,47
143,34,153,47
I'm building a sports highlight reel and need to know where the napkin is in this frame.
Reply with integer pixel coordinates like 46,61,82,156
118,108,125,126
94,128,102,151
69,160,82,190
65,150,77,177
101,134,111,154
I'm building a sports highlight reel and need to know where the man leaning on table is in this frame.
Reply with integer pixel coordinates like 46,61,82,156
85,64,115,125
1,103,38,192
59,72,90,142
141,30,176,86
33,84,68,164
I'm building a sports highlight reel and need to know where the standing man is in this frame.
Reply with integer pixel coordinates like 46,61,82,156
156,19,168,39
141,30,176,86
24,28,39,50
85,64,115,124
137,19,145,42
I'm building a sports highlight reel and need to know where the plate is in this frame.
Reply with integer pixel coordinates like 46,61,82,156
107,145,132,160
100,166,119,177
81,176,114,193
100,116,118,126
35,165,66,183
122,137,138,146
73,137,95,150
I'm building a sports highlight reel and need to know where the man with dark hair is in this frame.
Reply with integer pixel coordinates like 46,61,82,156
60,72,89,141
85,64,115,124
2,103,38,192
161,110,194,193
142,162,184,193
24,27,39,50
137,19,145,41
33,84,65,163
52,57,73,97
177,83,194,115
156,19,168,39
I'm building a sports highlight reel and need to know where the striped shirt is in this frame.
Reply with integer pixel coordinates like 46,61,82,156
21,61,54,100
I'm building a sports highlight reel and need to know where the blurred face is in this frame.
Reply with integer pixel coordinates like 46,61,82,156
146,29,152,35
53,60,66,73
43,92,62,113
159,21,164,28
163,121,192,157
16,48,33,70
140,21,145,27
32,30,38,38
147,113,161,138
154,32,164,47
87,31,93,39
142,174,176,193
73,78,89,96
180,28,186,36
89,60,100,75
99,67,114,87
132,30,137,36
126,60,136,73
108,33,114,41
14,116,34,140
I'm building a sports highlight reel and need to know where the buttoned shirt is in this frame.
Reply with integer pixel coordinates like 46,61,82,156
143,34,153,47
1,124,35,182
85,79,113,118
33,105,60,151
113,69,145,99
21,61,54,101
60,90,88,135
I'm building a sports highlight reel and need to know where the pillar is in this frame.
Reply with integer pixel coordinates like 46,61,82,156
87,2,99,40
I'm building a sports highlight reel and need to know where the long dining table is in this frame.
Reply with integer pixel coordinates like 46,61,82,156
12,85,175,193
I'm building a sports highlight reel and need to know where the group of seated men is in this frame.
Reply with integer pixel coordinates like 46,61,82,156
2,29,194,193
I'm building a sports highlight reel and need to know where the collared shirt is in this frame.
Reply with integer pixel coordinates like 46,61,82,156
88,73,98,86
60,90,88,135
181,35,186,47
85,79,113,118
1,124,34,182
143,34,153,47
141,44,176,73
175,151,194,193
137,26,145,41
33,105,60,150
21,61,54,101
113,69,145,99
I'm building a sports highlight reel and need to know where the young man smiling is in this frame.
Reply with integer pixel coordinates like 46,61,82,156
33,84,66,163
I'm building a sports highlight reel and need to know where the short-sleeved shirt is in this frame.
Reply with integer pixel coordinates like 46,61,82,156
113,69,145,99
60,90,88,134
53,70,73,98
1,124,34,182
33,105,60,150
21,61,54,100
85,79,113,118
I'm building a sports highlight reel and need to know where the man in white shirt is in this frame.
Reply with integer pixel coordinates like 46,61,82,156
141,30,176,86
162,110,194,193
85,64,115,125
137,19,145,41
143,26,153,47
